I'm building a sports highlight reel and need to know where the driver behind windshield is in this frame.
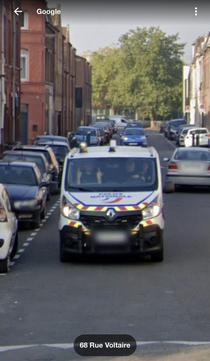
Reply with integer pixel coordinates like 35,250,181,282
76,161,103,184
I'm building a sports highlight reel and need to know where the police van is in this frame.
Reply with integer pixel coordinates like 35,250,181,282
59,141,164,262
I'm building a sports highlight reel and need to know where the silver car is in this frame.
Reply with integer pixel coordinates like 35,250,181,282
164,147,210,189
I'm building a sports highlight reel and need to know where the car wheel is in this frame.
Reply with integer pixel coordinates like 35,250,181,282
47,191,51,201
33,213,41,229
41,202,46,219
10,233,18,259
151,246,164,262
0,255,10,273
60,242,69,263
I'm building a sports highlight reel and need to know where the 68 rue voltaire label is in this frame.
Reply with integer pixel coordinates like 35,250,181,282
74,334,136,356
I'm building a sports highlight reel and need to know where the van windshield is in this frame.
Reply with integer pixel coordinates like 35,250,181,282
65,157,158,192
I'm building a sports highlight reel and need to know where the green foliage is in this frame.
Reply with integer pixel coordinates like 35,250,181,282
90,27,185,119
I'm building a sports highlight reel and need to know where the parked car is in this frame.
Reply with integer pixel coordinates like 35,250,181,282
92,123,110,144
33,141,70,172
33,135,70,146
92,121,112,141
12,145,61,192
2,151,52,200
121,127,148,147
0,161,49,228
184,127,210,147
176,125,196,146
164,147,210,190
160,121,168,134
166,119,187,140
0,183,18,273
75,126,101,146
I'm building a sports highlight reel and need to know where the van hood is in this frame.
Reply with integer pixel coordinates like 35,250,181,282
66,191,158,209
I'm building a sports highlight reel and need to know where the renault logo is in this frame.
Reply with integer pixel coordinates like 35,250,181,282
106,208,116,221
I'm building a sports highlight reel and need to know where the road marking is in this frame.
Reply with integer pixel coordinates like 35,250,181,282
9,201,59,270
2,341,210,353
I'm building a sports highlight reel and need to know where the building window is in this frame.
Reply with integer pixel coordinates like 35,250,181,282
21,11,28,29
21,49,29,81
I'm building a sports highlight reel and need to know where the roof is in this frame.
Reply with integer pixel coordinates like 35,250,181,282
0,160,38,168
3,151,47,159
36,141,70,147
67,145,157,160
176,147,210,152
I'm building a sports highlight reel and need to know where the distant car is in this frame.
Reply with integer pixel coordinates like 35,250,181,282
0,183,18,273
160,121,168,134
166,119,187,140
0,161,49,228
121,127,148,147
184,127,210,147
164,147,210,190
176,125,196,146
126,121,143,128
33,135,69,146
12,145,61,192
2,151,52,200
75,127,101,146
110,115,129,131
92,122,110,143
93,121,113,140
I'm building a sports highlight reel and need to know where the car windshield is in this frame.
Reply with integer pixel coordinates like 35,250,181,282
50,145,69,159
0,165,37,185
124,129,145,135
65,157,158,192
3,155,45,174
174,150,210,161
76,129,96,136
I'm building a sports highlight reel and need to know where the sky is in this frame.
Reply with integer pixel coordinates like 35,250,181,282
47,0,210,64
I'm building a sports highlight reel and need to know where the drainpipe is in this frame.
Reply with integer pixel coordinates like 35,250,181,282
12,0,16,141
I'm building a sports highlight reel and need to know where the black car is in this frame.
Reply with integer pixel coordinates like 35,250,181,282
0,161,49,228
2,151,52,200
166,119,187,140
12,145,61,192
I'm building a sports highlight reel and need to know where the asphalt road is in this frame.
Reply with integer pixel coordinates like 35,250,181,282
1,132,210,361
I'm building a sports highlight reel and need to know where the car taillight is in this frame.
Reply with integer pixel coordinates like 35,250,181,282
186,136,189,139
208,165,210,171
0,205,7,222
169,162,178,170
180,136,184,139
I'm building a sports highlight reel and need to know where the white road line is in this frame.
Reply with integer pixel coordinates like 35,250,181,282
30,232,37,237
13,254,20,259
18,249,25,253
1,341,210,353
27,237,33,242
23,243,29,247
10,262,15,266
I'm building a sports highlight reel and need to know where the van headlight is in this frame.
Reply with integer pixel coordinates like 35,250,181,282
61,196,80,220
142,202,161,220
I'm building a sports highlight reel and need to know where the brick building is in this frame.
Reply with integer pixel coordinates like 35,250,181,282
0,0,21,150
21,0,47,144
75,55,92,128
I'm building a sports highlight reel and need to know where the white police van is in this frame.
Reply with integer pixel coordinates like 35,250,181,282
59,141,164,262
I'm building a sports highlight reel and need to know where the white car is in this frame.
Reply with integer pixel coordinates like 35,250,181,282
184,127,210,147
0,184,18,273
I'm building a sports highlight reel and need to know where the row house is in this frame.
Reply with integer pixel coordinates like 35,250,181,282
20,1,92,144
75,55,92,128
0,0,21,152
183,33,210,129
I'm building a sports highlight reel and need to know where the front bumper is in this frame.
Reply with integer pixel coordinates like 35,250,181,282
60,223,163,255
13,205,41,223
